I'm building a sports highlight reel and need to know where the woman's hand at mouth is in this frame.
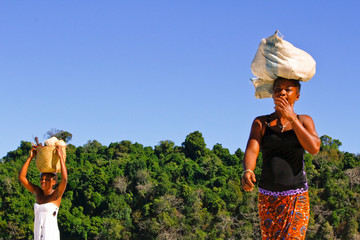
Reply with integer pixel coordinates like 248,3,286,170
274,96,297,121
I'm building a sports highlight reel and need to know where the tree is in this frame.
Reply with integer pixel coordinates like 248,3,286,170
45,128,73,143
155,140,175,158
344,167,360,190
182,131,207,160
212,144,239,166
320,135,342,151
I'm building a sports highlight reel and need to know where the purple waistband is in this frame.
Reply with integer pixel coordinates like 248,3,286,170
259,182,308,196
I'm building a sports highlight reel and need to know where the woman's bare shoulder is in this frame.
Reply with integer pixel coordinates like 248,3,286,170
253,114,270,124
298,114,315,123
250,114,271,137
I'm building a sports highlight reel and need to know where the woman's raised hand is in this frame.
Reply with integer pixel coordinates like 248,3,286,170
29,147,37,159
56,146,65,159
274,96,297,121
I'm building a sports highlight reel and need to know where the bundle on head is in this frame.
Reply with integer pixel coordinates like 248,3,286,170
250,31,316,99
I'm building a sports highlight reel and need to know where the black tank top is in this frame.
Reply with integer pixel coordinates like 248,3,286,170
258,116,307,193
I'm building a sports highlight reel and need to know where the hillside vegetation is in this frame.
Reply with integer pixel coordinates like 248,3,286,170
0,132,359,239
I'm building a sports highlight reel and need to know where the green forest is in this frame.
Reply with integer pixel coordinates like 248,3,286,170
0,131,359,239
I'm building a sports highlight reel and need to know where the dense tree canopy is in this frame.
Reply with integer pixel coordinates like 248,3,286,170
0,132,359,239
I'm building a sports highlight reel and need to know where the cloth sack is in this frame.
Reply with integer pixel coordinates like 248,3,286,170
250,31,316,99
36,146,66,173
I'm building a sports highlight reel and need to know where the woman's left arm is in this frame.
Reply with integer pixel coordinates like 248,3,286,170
56,146,68,198
291,115,321,154
275,96,321,154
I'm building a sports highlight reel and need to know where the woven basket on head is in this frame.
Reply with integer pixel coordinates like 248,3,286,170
36,146,66,173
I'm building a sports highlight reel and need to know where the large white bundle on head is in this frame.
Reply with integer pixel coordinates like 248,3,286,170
250,31,316,99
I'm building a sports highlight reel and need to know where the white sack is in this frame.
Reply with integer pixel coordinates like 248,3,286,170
250,31,316,99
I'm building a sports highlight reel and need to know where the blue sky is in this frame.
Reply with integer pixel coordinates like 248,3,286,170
1,1,359,157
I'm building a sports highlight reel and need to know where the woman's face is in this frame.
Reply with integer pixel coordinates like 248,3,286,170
272,79,300,106
40,174,56,191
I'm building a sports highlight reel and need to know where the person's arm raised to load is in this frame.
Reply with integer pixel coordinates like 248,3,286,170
19,147,38,194
56,146,68,198
241,117,264,192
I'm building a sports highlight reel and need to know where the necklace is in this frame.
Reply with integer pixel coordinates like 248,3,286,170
267,113,290,132
278,120,290,132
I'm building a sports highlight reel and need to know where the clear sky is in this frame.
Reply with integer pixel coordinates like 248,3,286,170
1,1,359,158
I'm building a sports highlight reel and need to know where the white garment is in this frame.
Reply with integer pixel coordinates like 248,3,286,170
34,203,60,240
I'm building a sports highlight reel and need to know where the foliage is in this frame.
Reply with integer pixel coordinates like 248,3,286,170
0,132,359,239
45,128,73,143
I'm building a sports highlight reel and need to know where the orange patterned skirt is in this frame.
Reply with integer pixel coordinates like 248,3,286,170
258,191,310,240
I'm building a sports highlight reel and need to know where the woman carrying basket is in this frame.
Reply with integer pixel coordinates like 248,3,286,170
19,145,67,240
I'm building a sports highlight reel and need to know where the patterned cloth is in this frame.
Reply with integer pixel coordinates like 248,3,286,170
258,191,310,240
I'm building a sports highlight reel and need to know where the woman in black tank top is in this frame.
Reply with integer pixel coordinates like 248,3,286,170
241,77,320,239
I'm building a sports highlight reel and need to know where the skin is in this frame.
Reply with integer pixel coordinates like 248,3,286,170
19,146,68,207
241,78,320,192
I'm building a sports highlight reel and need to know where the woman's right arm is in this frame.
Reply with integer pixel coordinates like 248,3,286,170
19,147,37,194
241,117,264,192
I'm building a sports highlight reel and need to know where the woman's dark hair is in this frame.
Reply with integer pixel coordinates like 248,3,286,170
273,77,301,93
40,172,58,184
40,172,57,178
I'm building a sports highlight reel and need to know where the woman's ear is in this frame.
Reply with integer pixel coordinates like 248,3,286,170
51,178,57,187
